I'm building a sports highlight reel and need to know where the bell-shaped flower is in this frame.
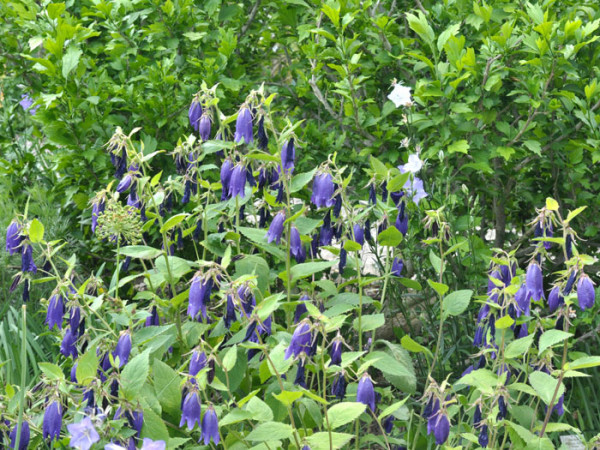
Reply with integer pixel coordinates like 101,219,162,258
201,405,220,445
10,421,30,450
180,390,202,430
266,211,286,245
526,263,544,302
220,158,234,201
281,139,295,175
356,373,376,412
189,350,207,377
284,320,313,360
6,220,22,255
228,164,248,198
67,417,99,450
46,293,65,330
577,274,595,310
189,97,202,131
311,172,335,208
234,107,253,144
198,114,211,140
113,331,132,368
43,400,62,441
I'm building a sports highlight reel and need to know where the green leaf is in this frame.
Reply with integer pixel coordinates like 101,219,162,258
119,245,162,259
456,369,499,395
38,362,64,380
363,350,416,393
62,46,82,78
437,23,461,51
223,346,238,371
246,421,294,442
76,347,99,386
353,314,384,332
529,370,565,405
401,335,433,359
505,334,535,359
566,356,600,370
427,279,448,297
286,260,337,283
387,172,410,192
378,226,403,246
538,330,572,355
429,249,443,275
291,168,318,193
378,398,409,420
272,390,303,407
235,255,270,294
447,139,470,154
545,197,559,211
29,218,44,243
442,289,473,319
306,432,354,449
327,402,366,429
152,358,181,418
495,315,515,329
155,256,192,283
160,213,189,233
121,350,150,400
566,206,587,224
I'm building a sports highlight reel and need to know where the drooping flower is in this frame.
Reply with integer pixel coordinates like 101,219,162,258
91,199,105,233
369,184,377,205
220,158,234,201
383,415,394,434
67,417,99,450
234,107,253,144
319,211,334,247
257,116,269,150
266,211,286,245
113,331,132,367
198,114,212,140
329,336,343,365
311,172,336,208
21,244,37,273
284,320,313,360
496,396,507,420
9,421,30,450
339,248,347,273
228,163,248,198
387,83,412,107
391,258,404,277
526,263,544,302
46,293,65,330
290,226,306,263
356,373,376,412
548,286,563,312
189,97,203,131
116,173,134,193
577,274,595,310
515,283,530,316
6,220,22,255
61,327,78,359
180,390,202,430
353,224,364,246
395,202,408,236
188,275,213,321
224,294,237,329
201,405,220,445
281,139,295,175
428,412,450,445
189,350,207,377
478,424,489,448
331,371,347,400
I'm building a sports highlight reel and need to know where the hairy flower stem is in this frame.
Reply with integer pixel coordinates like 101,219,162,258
425,239,446,388
14,305,27,450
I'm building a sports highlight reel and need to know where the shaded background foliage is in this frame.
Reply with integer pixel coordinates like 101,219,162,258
2,0,600,442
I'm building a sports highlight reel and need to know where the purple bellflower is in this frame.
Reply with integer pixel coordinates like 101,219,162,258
67,417,99,450
526,263,544,302
266,211,286,244
391,258,404,277
281,139,295,175
201,405,220,445
6,220,22,255
284,320,313,360
46,293,65,330
331,371,347,400
353,224,364,246
356,373,376,412
228,164,247,198
234,107,253,144
21,244,37,273
428,413,450,445
60,327,78,359
188,275,213,321
43,400,62,441
548,286,563,312
329,336,343,365
113,331,132,367
577,274,595,310
199,114,212,140
189,350,207,377
290,226,306,263
311,172,336,208
189,97,202,131
180,390,202,430
9,421,30,450
220,158,234,201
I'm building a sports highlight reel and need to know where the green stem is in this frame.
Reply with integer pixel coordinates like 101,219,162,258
15,305,27,450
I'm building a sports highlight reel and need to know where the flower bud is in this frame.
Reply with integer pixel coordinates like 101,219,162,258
234,107,253,144
266,211,286,245
577,274,595,310
356,373,376,412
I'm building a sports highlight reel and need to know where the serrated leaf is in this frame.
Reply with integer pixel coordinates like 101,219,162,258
378,226,403,246
29,218,44,243
538,329,572,355
121,350,150,400
327,402,366,429
505,334,535,359
442,289,473,319
529,371,565,405
62,46,82,78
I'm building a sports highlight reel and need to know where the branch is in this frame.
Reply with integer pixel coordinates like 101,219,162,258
238,0,261,41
